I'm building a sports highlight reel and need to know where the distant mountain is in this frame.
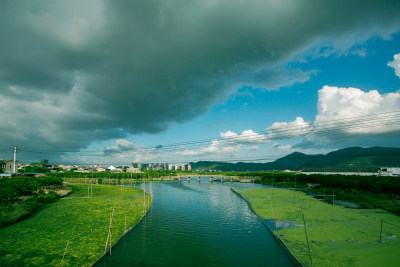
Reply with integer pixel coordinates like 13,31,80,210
190,147,400,172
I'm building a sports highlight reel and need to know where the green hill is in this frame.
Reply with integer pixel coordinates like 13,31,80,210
190,147,400,172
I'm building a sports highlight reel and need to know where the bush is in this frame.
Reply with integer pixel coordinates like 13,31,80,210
0,177,39,202
37,176,63,187
37,192,57,204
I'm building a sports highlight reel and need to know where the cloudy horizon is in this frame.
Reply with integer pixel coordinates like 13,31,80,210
1,0,400,165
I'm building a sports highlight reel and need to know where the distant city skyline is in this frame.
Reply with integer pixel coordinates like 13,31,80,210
0,1,400,165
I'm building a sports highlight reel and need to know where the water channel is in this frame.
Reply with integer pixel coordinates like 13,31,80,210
96,178,295,266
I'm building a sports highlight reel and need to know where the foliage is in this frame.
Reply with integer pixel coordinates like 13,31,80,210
0,176,64,227
0,177,39,202
0,200,40,228
0,176,63,203
19,163,49,174
37,192,57,204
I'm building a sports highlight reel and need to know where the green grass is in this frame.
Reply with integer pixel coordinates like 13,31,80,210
0,184,151,266
0,199,40,228
234,188,400,267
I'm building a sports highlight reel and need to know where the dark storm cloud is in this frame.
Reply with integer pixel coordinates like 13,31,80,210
1,0,400,156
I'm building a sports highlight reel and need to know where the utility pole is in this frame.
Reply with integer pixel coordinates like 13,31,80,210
9,145,21,174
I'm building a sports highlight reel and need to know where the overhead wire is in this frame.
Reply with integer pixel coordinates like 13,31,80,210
5,111,400,162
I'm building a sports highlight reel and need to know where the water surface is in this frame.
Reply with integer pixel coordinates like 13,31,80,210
96,179,294,266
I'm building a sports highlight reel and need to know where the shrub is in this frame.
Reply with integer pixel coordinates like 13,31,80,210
37,192,57,204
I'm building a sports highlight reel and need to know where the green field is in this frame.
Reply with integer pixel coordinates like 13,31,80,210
234,188,400,267
0,184,151,266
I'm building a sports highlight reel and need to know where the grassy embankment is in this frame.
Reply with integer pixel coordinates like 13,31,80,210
0,176,65,227
0,183,151,266
234,188,400,267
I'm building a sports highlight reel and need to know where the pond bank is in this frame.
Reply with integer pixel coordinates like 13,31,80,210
0,184,151,266
233,187,400,267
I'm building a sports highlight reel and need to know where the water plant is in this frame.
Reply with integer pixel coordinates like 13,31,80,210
234,188,400,267
0,184,151,266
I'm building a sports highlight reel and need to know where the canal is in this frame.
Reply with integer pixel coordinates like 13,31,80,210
96,178,295,266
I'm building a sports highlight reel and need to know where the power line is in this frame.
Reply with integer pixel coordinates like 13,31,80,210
8,111,400,161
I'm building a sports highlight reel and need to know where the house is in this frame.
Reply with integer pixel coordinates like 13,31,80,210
96,167,106,172
126,165,141,173
74,167,89,173
379,167,400,176
108,166,123,172
0,160,18,173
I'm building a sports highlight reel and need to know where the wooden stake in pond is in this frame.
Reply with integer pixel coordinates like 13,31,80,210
104,207,114,256
301,206,313,267
331,189,335,221
294,177,297,205
60,241,69,265
379,219,383,243
143,181,146,216
271,199,278,235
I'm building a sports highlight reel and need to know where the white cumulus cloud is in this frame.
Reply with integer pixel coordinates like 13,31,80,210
220,130,268,144
266,117,312,140
388,52,400,78
176,140,241,157
265,86,400,146
104,139,135,154
315,86,400,135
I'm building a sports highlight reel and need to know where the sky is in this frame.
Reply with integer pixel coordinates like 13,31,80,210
1,0,400,166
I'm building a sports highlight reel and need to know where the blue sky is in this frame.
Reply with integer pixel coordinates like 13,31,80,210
85,32,400,165
1,1,400,165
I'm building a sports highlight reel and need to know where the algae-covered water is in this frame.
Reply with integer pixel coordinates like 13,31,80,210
96,180,295,266
235,187,400,267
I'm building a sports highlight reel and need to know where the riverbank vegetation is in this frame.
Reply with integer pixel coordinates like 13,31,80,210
0,176,65,227
57,170,400,214
234,187,400,267
232,172,400,214
0,183,151,266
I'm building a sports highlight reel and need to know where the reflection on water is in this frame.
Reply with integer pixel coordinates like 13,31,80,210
96,179,294,267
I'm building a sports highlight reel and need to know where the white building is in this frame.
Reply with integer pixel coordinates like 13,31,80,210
379,167,400,176
108,166,123,172
126,165,141,173
96,167,106,172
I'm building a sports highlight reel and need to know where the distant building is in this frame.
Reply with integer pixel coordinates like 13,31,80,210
168,164,173,171
187,164,192,171
96,167,106,172
74,167,89,173
0,160,18,173
126,165,141,173
379,167,400,176
108,166,123,172
58,165,74,171
181,164,185,171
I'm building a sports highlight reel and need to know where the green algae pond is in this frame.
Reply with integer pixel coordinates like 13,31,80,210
233,187,400,267
0,184,151,266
